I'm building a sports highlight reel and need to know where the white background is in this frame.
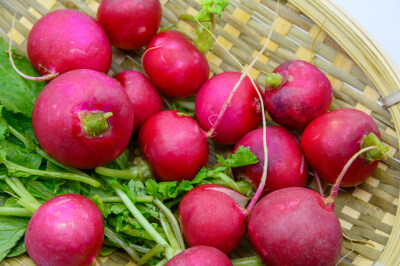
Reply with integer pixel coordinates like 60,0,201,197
334,0,400,69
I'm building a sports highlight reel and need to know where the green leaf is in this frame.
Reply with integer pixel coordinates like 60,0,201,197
105,150,130,170
6,238,25,258
1,140,42,169
91,194,108,218
195,24,213,53
191,167,209,184
218,146,258,167
158,182,179,199
0,150,5,164
24,180,55,202
0,216,29,261
0,38,46,117
197,0,230,21
1,109,36,144
100,245,118,257
145,179,159,198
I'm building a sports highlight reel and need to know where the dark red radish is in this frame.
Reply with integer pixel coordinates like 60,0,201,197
97,0,162,50
264,60,332,130
165,246,232,266
32,69,134,169
247,187,342,266
301,108,382,187
138,110,208,182
232,126,308,196
195,72,263,145
114,71,163,133
27,9,111,79
25,194,104,266
178,185,248,254
142,30,209,97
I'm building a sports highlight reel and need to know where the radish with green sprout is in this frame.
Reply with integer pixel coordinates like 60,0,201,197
264,60,333,130
32,69,134,169
301,108,387,187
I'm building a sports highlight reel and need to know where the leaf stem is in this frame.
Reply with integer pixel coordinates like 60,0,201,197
104,225,140,262
95,162,151,181
138,244,165,265
231,256,263,266
0,207,32,217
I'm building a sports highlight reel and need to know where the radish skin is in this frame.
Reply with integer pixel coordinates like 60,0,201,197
166,246,232,266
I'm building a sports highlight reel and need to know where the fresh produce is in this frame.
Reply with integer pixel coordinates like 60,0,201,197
32,69,134,169
138,110,209,181
178,185,248,254
247,187,342,266
195,72,263,145
264,60,332,130
301,108,386,187
25,194,104,266
232,126,308,196
142,30,210,97
97,0,162,50
114,70,163,133
27,9,112,79
165,246,233,266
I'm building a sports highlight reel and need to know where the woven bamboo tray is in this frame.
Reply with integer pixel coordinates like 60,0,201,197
0,0,399,265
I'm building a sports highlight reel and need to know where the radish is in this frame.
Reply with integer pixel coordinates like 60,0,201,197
97,0,162,50
114,70,163,133
138,110,209,181
247,187,342,266
178,185,248,254
25,194,104,266
301,108,384,187
26,9,111,80
165,246,232,266
264,60,332,130
195,72,263,145
232,126,308,196
32,69,134,169
142,30,209,97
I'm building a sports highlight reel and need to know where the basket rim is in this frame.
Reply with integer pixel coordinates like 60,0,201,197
289,0,400,265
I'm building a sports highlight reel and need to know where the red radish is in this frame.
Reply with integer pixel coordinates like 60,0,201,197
247,187,342,266
142,30,209,97
178,185,248,254
27,9,111,79
264,60,332,130
97,0,162,50
114,71,163,133
195,72,263,145
166,246,232,266
32,69,134,169
25,194,104,266
138,110,208,181
301,108,381,187
232,126,308,196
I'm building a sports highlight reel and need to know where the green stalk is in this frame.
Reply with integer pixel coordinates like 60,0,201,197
104,225,140,262
102,177,174,259
0,207,32,217
6,124,91,178
3,176,41,212
95,162,151,181
11,177,37,203
231,256,263,266
174,99,195,111
138,244,165,265
155,258,168,266
3,160,100,187
100,195,153,203
154,199,185,250
120,228,158,241
159,212,181,252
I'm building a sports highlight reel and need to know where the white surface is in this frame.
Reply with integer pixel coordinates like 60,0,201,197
334,0,400,69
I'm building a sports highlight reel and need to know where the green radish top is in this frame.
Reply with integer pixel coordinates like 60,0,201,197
80,111,113,138
361,133,389,162
265,73,283,88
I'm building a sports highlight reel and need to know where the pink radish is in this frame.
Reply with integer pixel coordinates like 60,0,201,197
97,0,162,50
114,71,163,133
142,30,209,97
25,194,104,266
264,60,332,130
247,187,342,266
301,108,383,187
232,126,308,196
166,246,232,266
195,72,263,145
138,110,209,181
178,185,248,254
32,69,134,169
26,9,111,80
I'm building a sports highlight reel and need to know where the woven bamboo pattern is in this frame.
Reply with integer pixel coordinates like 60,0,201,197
0,0,399,265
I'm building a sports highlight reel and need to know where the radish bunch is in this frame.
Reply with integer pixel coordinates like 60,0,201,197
4,1,390,266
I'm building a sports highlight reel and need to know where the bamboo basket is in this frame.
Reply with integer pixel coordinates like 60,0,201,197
0,0,399,265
